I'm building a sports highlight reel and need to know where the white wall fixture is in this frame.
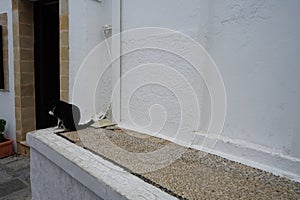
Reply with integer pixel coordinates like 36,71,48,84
103,24,112,38
92,0,102,3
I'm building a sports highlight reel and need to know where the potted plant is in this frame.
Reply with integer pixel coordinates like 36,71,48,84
0,119,14,158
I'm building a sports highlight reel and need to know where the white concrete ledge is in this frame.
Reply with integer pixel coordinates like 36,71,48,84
27,128,177,200
192,132,300,182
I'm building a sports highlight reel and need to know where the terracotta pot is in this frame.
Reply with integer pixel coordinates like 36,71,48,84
0,138,14,158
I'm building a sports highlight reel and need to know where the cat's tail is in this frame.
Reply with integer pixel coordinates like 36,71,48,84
76,119,94,130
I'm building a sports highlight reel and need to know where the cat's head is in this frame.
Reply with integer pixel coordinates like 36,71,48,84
48,99,60,117
49,106,56,117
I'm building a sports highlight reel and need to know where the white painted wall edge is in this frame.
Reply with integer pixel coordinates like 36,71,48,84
118,123,300,183
0,1,17,150
26,128,177,200
111,0,121,122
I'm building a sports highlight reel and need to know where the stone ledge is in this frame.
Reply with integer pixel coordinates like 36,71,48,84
26,128,176,200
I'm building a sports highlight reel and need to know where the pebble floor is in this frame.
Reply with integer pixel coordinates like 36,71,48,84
60,127,300,200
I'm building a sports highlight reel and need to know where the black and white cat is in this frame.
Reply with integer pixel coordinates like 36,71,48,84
49,101,93,131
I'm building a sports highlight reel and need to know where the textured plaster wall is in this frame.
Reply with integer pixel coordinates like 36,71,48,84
69,0,112,122
0,0,16,142
67,0,300,180
30,148,102,200
121,0,212,145
120,0,300,179
205,0,300,157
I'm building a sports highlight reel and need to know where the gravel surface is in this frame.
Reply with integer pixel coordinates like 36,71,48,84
60,128,300,200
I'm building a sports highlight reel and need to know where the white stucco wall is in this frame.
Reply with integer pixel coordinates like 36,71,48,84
30,148,103,200
120,0,212,143
119,0,300,180
69,0,112,123
67,0,300,180
0,0,16,144
205,0,300,157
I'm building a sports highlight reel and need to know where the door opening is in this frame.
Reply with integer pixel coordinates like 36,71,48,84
34,0,60,129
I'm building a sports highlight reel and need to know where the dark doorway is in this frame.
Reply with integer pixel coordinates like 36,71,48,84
34,0,60,129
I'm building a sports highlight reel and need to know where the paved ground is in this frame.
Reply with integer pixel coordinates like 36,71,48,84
0,155,31,200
